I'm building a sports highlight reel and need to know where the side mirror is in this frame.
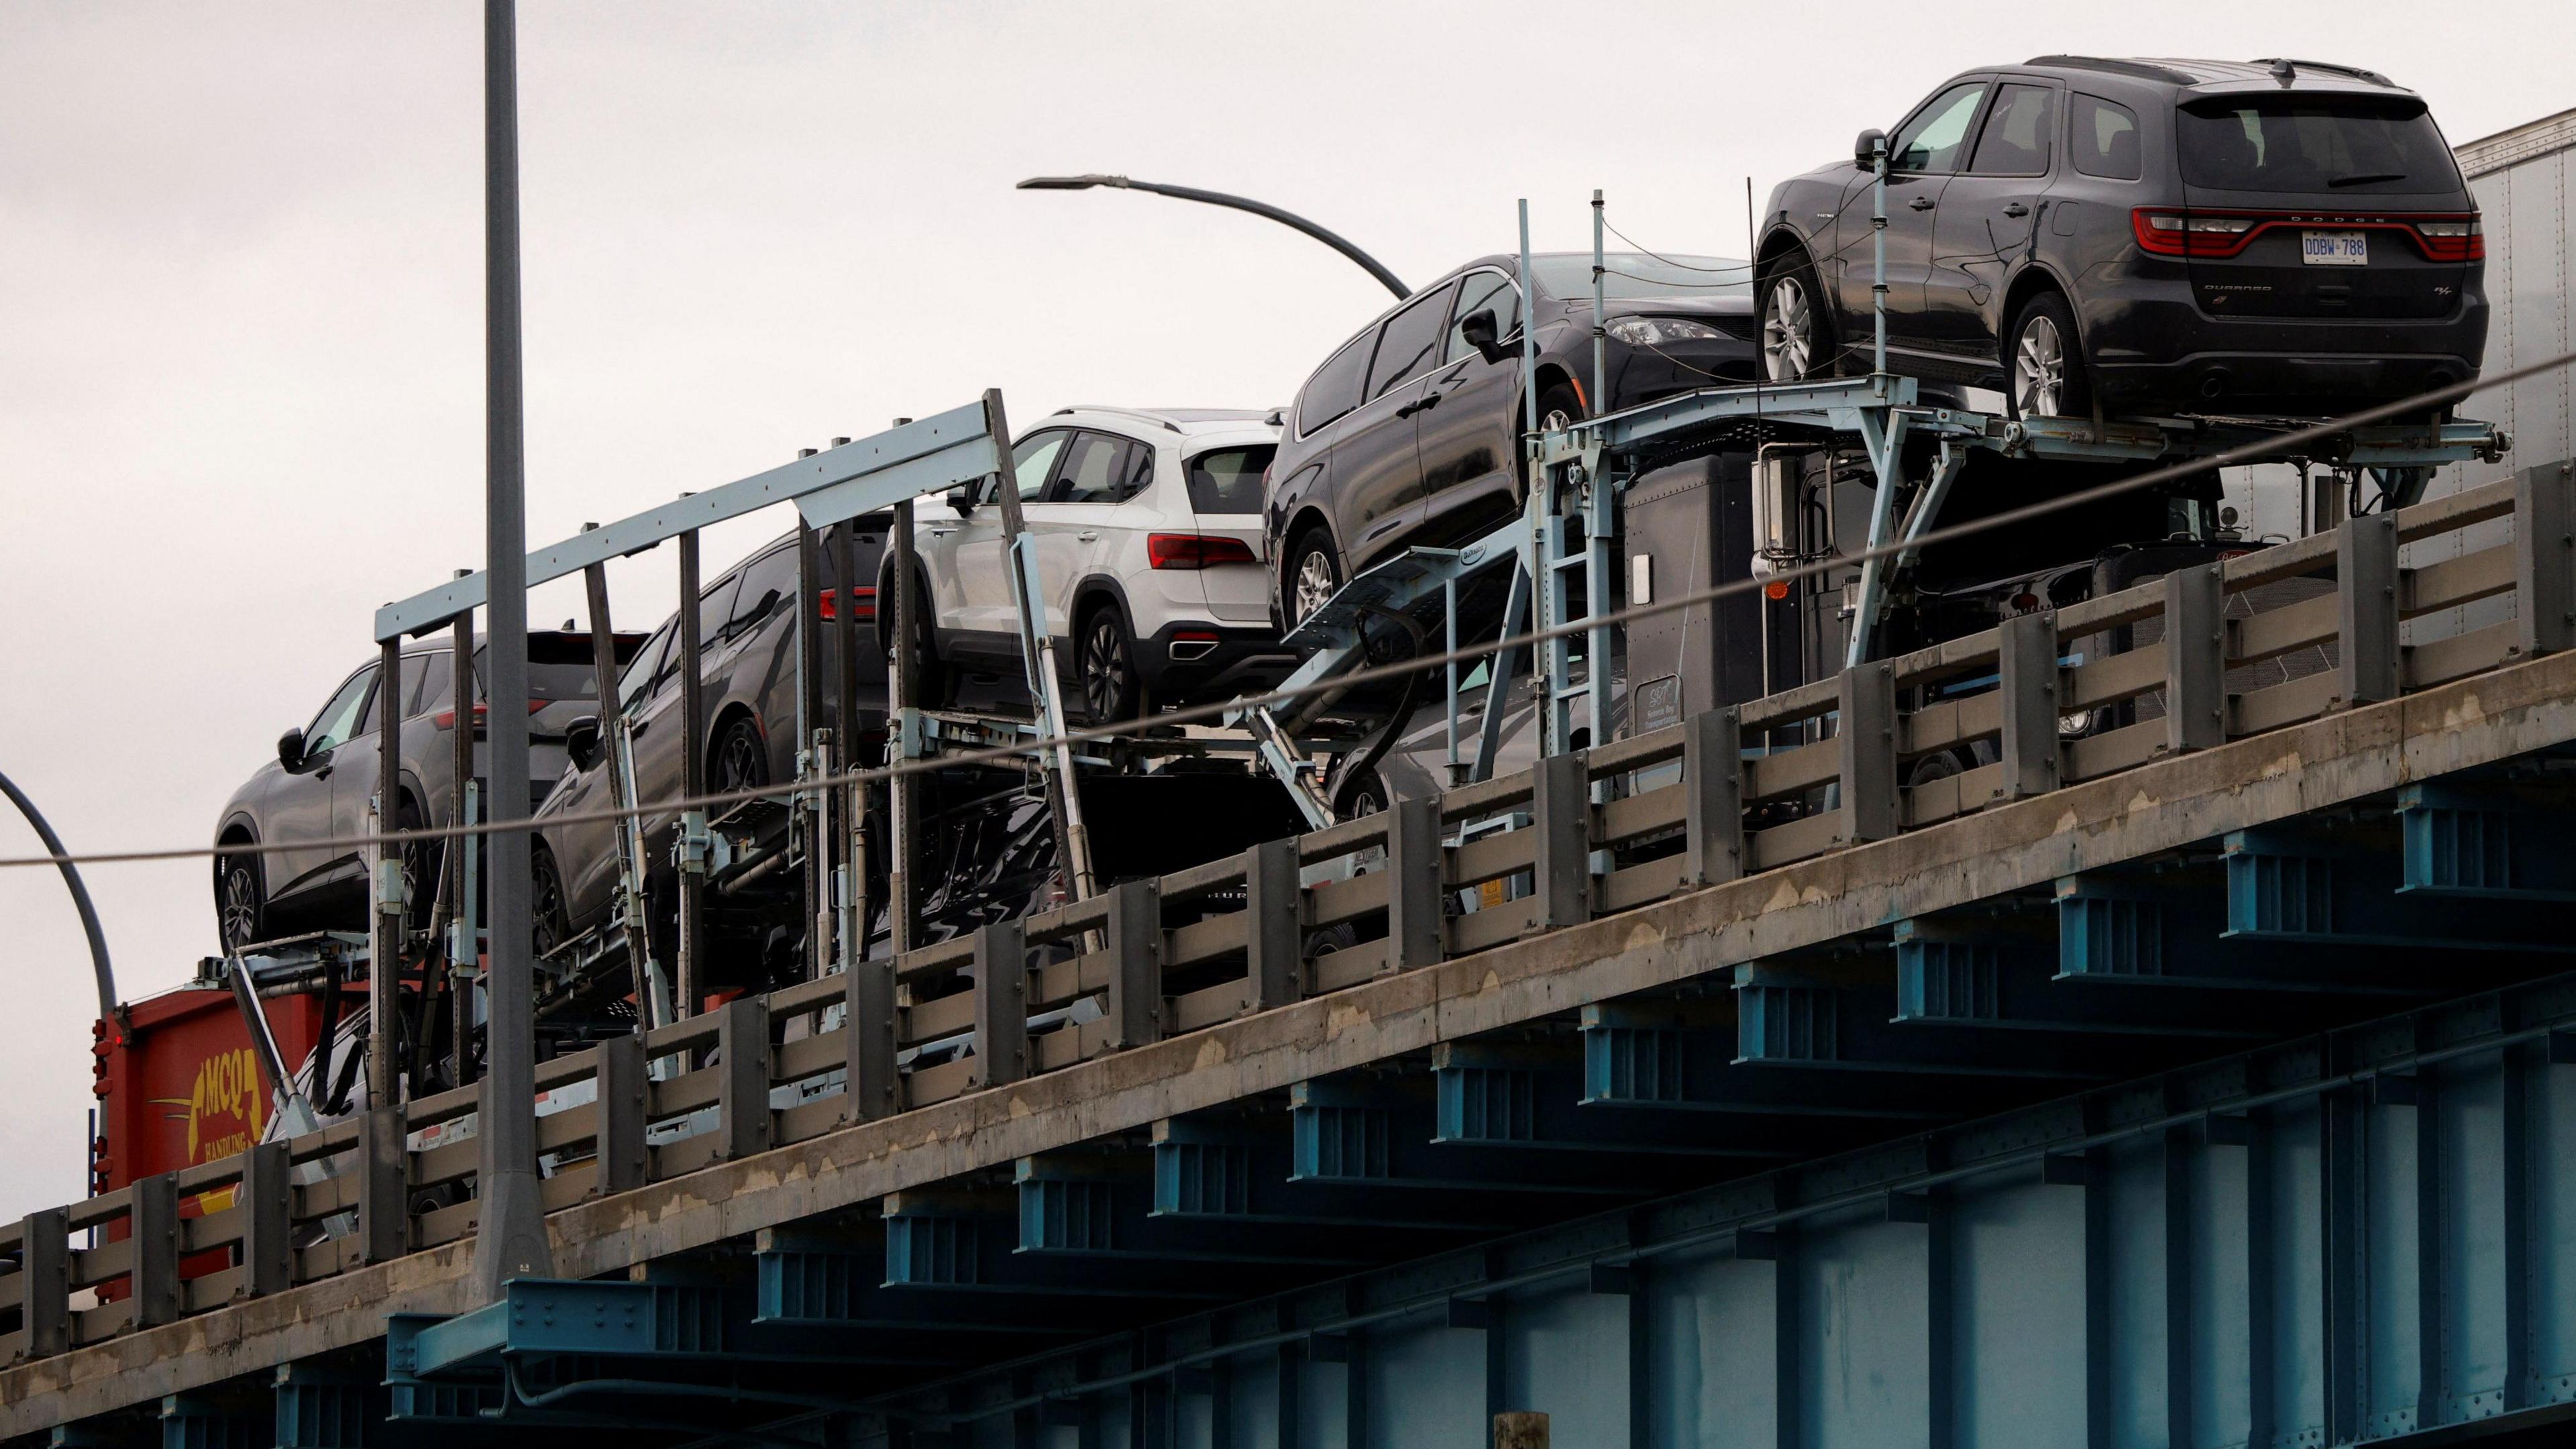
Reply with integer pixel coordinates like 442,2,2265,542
565,715,602,771
276,727,307,770
946,485,979,517
1458,307,1512,366
1855,127,1888,170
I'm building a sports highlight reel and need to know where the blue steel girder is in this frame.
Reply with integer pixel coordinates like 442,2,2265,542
385,1279,730,1383
2055,867,2461,999
1430,1039,1810,1161
1893,912,2299,1042
2226,819,2576,951
1579,999,1979,1123
2398,776,2576,900
1732,960,2145,1084
1014,1148,1385,1271
1287,1073,1698,1199
880,1184,1241,1303
1150,1112,1523,1238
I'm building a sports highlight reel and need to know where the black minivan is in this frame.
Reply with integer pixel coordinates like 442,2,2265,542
1756,57,2487,419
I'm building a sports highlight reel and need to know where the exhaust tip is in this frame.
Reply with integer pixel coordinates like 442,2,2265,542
2198,370,2231,400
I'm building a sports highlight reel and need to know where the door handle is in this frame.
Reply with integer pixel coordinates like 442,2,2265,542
1395,391,1444,419
927,525,959,536
2002,202,2030,218
1077,531,1100,542
1909,196,1936,211
315,765,333,781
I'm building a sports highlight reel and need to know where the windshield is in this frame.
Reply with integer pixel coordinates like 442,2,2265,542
1530,254,1750,302
2178,97,2460,195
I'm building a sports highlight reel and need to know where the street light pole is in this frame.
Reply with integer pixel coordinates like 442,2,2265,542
1016,174,1407,300
0,771,116,1037
474,0,553,1299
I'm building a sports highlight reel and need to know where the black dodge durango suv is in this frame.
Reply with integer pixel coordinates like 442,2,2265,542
1756,57,2487,419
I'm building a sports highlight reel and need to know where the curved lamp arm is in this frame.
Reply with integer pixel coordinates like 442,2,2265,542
0,770,117,1038
1018,174,1408,301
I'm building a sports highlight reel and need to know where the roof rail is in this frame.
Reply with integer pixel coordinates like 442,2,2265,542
1058,405,1185,433
2249,57,2396,87
2024,55,2198,85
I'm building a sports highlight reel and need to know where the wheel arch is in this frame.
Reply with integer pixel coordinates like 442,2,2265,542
702,700,766,786
1069,574,1134,633
1998,262,2083,354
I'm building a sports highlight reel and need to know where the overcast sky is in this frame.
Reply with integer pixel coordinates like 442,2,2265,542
3,1,2569,1218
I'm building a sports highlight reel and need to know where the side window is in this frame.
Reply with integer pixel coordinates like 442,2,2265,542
1000,430,1069,504
1366,282,1456,399
417,651,457,716
2071,94,2143,180
1112,441,1154,502
1891,83,1988,173
619,620,675,710
304,667,377,757
697,573,740,647
1297,331,1376,437
362,659,429,733
1969,83,2055,176
727,547,799,637
1052,433,1136,504
1444,270,1522,365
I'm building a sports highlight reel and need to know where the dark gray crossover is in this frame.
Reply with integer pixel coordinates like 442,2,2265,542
211,630,639,953
1264,252,1757,629
1756,57,2487,418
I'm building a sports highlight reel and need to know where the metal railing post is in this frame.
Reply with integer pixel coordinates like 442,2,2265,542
971,920,1030,1089
1385,796,1444,971
1531,751,1592,932
2337,515,2400,707
596,1034,646,1193
2517,460,2575,658
2164,565,2226,753
1837,664,1898,845
15,1208,68,1358
845,938,899,1123
130,1172,180,1328
1998,612,2063,800
1106,879,1164,1050
238,1141,292,1298
1682,708,1746,890
718,996,773,1161
359,1106,410,1264
1245,838,1303,1010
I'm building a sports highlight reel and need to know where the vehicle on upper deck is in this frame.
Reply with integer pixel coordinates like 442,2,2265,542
1755,56,2488,420
888,407,1294,722
212,629,641,955
1265,252,1758,631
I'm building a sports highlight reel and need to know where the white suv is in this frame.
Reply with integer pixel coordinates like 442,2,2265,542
890,407,1296,720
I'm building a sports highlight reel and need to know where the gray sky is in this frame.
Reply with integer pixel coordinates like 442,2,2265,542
3,1,2569,1218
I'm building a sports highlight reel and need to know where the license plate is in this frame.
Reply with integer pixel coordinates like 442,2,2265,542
2303,229,2368,266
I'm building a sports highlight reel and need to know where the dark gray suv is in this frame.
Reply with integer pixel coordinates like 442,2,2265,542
1756,57,2487,418
211,630,637,953
1264,252,1757,629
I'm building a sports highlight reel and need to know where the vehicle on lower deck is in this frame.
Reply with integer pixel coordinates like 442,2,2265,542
1265,252,1759,631
887,407,1293,722
211,630,641,954
1756,56,2487,419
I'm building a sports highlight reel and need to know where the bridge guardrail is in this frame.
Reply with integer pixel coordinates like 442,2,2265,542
5,463,2568,1365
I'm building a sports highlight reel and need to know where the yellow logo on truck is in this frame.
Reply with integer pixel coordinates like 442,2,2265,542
180,1047,266,1165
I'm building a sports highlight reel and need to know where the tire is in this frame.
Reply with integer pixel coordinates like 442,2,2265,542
1283,527,1342,631
529,841,573,961
1076,603,1141,723
1528,382,1587,508
2006,290,2091,421
1760,247,1837,382
215,844,264,955
904,582,951,709
710,714,768,796
395,799,437,934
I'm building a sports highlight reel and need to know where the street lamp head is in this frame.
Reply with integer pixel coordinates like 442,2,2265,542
1017,174,1130,191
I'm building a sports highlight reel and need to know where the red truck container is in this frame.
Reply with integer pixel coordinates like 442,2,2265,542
92,973,334,1287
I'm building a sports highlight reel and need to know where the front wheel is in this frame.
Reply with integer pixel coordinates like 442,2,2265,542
215,847,265,955
529,842,573,960
1077,605,1140,723
2007,290,2091,421
1760,248,1837,381
711,715,768,796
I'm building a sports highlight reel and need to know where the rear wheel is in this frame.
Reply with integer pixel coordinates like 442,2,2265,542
712,715,767,796
529,842,572,960
1076,604,1140,723
1285,529,1341,631
395,800,437,934
215,846,264,954
2007,290,2090,421
1760,247,1837,380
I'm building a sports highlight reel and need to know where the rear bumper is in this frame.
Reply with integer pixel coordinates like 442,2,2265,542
2076,264,2487,415
1136,622,1300,705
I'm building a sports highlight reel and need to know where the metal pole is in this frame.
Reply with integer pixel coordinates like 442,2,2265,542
475,0,553,1297
796,519,827,978
1590,189,1607,428
448,612,477,1087
833,519,867,977
580,557,655,1012
676,518,706,1020
1871,138,1889,382
983,388,1096,902
885,494,922,953
368,637,402,1108
1015,175,1407,299
0,770,117,1034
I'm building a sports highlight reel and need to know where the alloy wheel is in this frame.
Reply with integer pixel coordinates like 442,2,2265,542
2015,315,2066,419
716,724,765,793
530,848,569,959
1293,549,1338,627
1081,614,1131,721
1763,276,1814,381
218,860,261,952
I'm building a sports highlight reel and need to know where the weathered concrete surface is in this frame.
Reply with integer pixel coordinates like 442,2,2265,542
9,647,2573,1432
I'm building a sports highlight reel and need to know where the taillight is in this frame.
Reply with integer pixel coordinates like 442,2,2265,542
433,701,547,729
816,586,877,622
2416,217,2484,261
1147,534,1258,570
2131,209,2255,258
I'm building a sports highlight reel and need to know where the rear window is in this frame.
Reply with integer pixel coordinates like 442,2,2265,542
2177,97,2459,195
1531,254,1750,301
1186,445,1277,516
